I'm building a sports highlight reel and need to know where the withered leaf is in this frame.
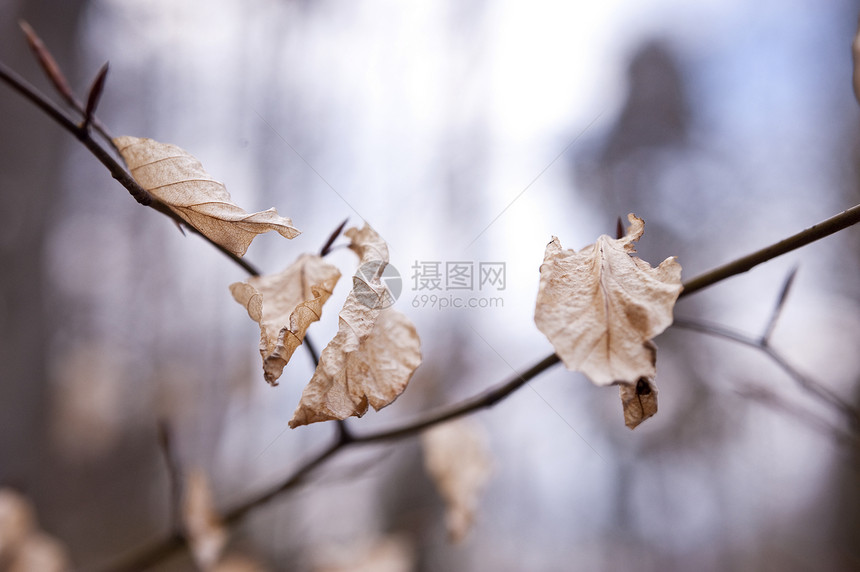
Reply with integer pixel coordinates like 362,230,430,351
619,341,659,429
422,420,492,543
183,469,227,571
534,213,682,387
289,225,421,428
621,376,659,430
618,342,657,429
230,254,341,385
290,307,421,427
115,136,300,256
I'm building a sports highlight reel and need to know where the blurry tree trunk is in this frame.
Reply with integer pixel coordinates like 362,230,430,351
0,0,87,486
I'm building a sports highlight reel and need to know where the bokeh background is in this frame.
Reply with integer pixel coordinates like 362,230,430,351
2,0,860,570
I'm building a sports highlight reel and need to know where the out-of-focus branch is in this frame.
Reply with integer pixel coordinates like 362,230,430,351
735,384,856,445
673,317,860,430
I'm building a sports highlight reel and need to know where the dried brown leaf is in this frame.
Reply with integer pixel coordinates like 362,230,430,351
534,213,682,387
230,254,341,385
422,420,492,543
290,307,421,427
289,225,421,428
620,370,659,430
182,469,227,571
114,136,300,256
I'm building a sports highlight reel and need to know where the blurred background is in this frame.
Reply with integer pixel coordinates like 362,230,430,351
2,0,860,570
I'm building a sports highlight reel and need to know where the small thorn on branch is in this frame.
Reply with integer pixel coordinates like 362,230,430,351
761,266,798,344
19,20,77,108
616,216,624,240
320,217,349,256
83,63,109,131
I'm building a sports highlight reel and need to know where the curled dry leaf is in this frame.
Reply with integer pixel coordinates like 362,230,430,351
621,376,659,430
289,224,421,428
183,469,228,571
534,213,682,388
115,136,300,256
290,305,421,427
619,341,658,430
230,254,341,385
422,419,492,543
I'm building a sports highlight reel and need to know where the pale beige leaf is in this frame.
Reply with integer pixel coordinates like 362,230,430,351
114,136,300,256
212,555,270,572
230,254,341,385
0,489,36,563
289,224,421,428
422,420,492,543
313,535,414,572
534,213,682,387
182,469,227,571
620,376,659,430
8,533,70,572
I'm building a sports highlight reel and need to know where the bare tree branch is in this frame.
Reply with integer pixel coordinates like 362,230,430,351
4,24,860,572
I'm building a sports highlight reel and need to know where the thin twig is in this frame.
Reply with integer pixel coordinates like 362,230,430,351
320,218,349,257
680,204,860,297
354,353,562,444
0,60,263,277
103,434,347,572
19,20,115,143
735,384,855,445
83,62,109,132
